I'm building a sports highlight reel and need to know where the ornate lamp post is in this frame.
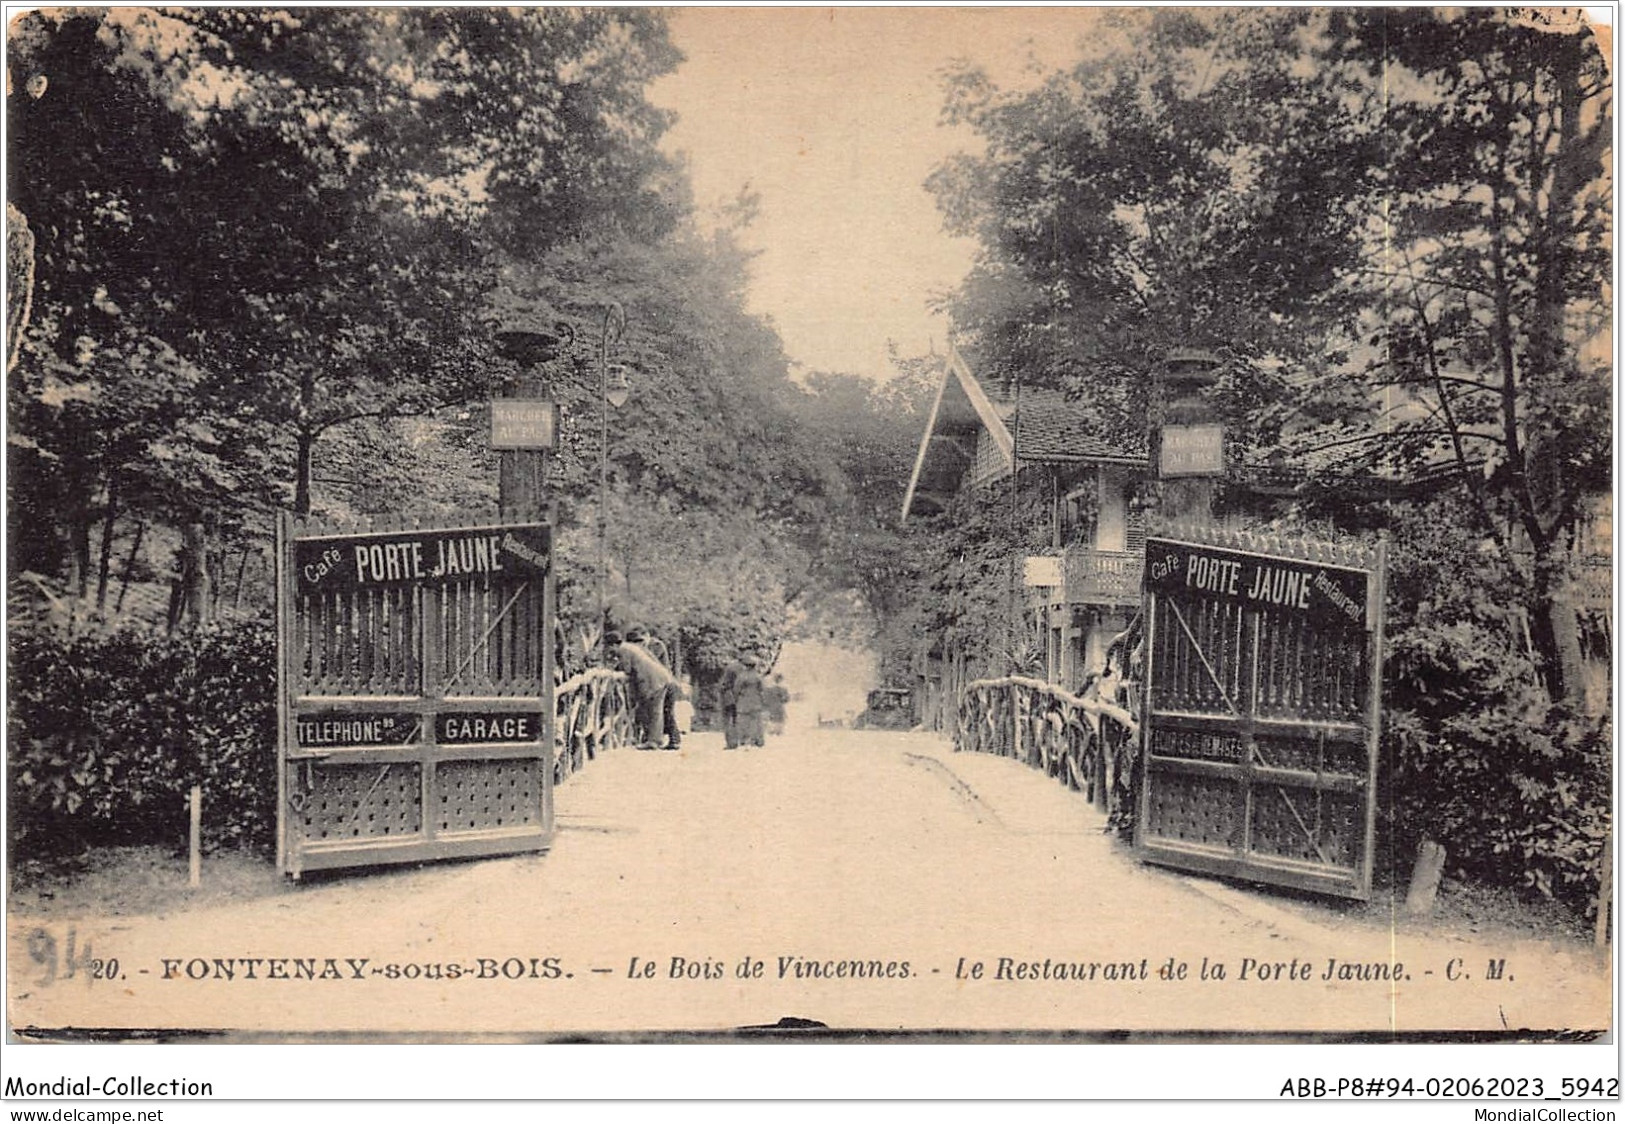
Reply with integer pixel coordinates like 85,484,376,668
598,301,629,657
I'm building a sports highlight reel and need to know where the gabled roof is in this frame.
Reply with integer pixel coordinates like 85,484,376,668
901,346,1011,522
900,345,1148,522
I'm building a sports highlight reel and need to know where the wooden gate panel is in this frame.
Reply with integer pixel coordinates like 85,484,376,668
1254,608,1365,722
278,513,556,877
1136,532,1385,899
1151,594,1248,715
296,586,423,696
438,579,542,697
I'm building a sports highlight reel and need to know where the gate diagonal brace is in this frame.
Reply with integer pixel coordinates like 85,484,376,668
1249,741,1331,867
1167,600,1240,716
445,581,530,687
347,764,394,829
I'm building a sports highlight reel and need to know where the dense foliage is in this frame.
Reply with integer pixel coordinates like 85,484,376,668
1380,496,1610,912
916,8,1612,911
6,9,843,674
927,9,1379,460
9,618,277,855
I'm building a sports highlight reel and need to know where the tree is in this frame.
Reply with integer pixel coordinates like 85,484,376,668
928,9,1381,459
7,11,272,598
155,8,686,515
481,220,840,671
775,357,938,641
8,8,694,635
1305,9,1612,702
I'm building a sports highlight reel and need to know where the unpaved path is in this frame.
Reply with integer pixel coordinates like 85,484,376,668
8,730,1608,1036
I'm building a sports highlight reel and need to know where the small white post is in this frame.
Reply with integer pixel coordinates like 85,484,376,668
188,785,202,888
1404,838,1446,916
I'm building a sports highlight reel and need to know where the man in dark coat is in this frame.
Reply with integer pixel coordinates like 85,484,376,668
718,656,747,749
628,626,682,751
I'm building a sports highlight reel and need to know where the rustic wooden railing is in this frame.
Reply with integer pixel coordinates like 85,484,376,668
955,675,1139,815
553,667,632,783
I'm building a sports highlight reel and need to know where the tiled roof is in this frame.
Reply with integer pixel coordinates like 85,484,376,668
1008,388,1147,464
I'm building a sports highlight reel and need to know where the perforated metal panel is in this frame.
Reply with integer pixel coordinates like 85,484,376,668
1144,773,1239,850
1135,533,1385,899
296,763,424,841
435,759,544,833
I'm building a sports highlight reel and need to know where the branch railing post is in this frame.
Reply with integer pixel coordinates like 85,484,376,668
553,667,631,784
956,674,1139,821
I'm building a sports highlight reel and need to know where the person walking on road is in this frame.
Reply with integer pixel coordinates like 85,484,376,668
731,657,767,748
718,656,746,749
765,673,790,738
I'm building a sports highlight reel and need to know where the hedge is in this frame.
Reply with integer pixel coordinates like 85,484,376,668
1382,616,1612,915
9,616,278,857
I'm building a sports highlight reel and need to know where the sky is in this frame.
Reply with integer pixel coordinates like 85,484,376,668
648,7,1111,383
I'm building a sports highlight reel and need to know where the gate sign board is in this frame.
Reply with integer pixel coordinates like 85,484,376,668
1143,538,1370,631
436,711,545,745
1135,533,1386,899
277,513,555,878
295,524,550,593
295,713,420,748
1023,555,1062,588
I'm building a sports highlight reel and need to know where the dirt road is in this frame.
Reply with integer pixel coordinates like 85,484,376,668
7,729,1609,1037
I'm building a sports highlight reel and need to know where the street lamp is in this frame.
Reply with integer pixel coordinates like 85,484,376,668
598,301,628,658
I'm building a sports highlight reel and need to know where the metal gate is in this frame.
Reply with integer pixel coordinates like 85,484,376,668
1135,530,1385,899
276,512,555,877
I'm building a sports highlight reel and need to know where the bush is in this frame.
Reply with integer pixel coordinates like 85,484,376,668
1383,616,1611,914
1378,500,1611,916
8,616,277,857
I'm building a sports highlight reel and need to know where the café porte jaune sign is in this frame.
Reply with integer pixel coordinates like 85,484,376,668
1143,537,1369,630
295,523,550,594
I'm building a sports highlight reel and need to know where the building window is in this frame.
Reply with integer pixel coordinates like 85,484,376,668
1063,485,1095,547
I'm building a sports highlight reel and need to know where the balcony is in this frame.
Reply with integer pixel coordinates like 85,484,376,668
1063,546,1143,607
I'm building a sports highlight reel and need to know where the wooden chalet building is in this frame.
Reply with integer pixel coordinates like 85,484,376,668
901,347,1148,728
